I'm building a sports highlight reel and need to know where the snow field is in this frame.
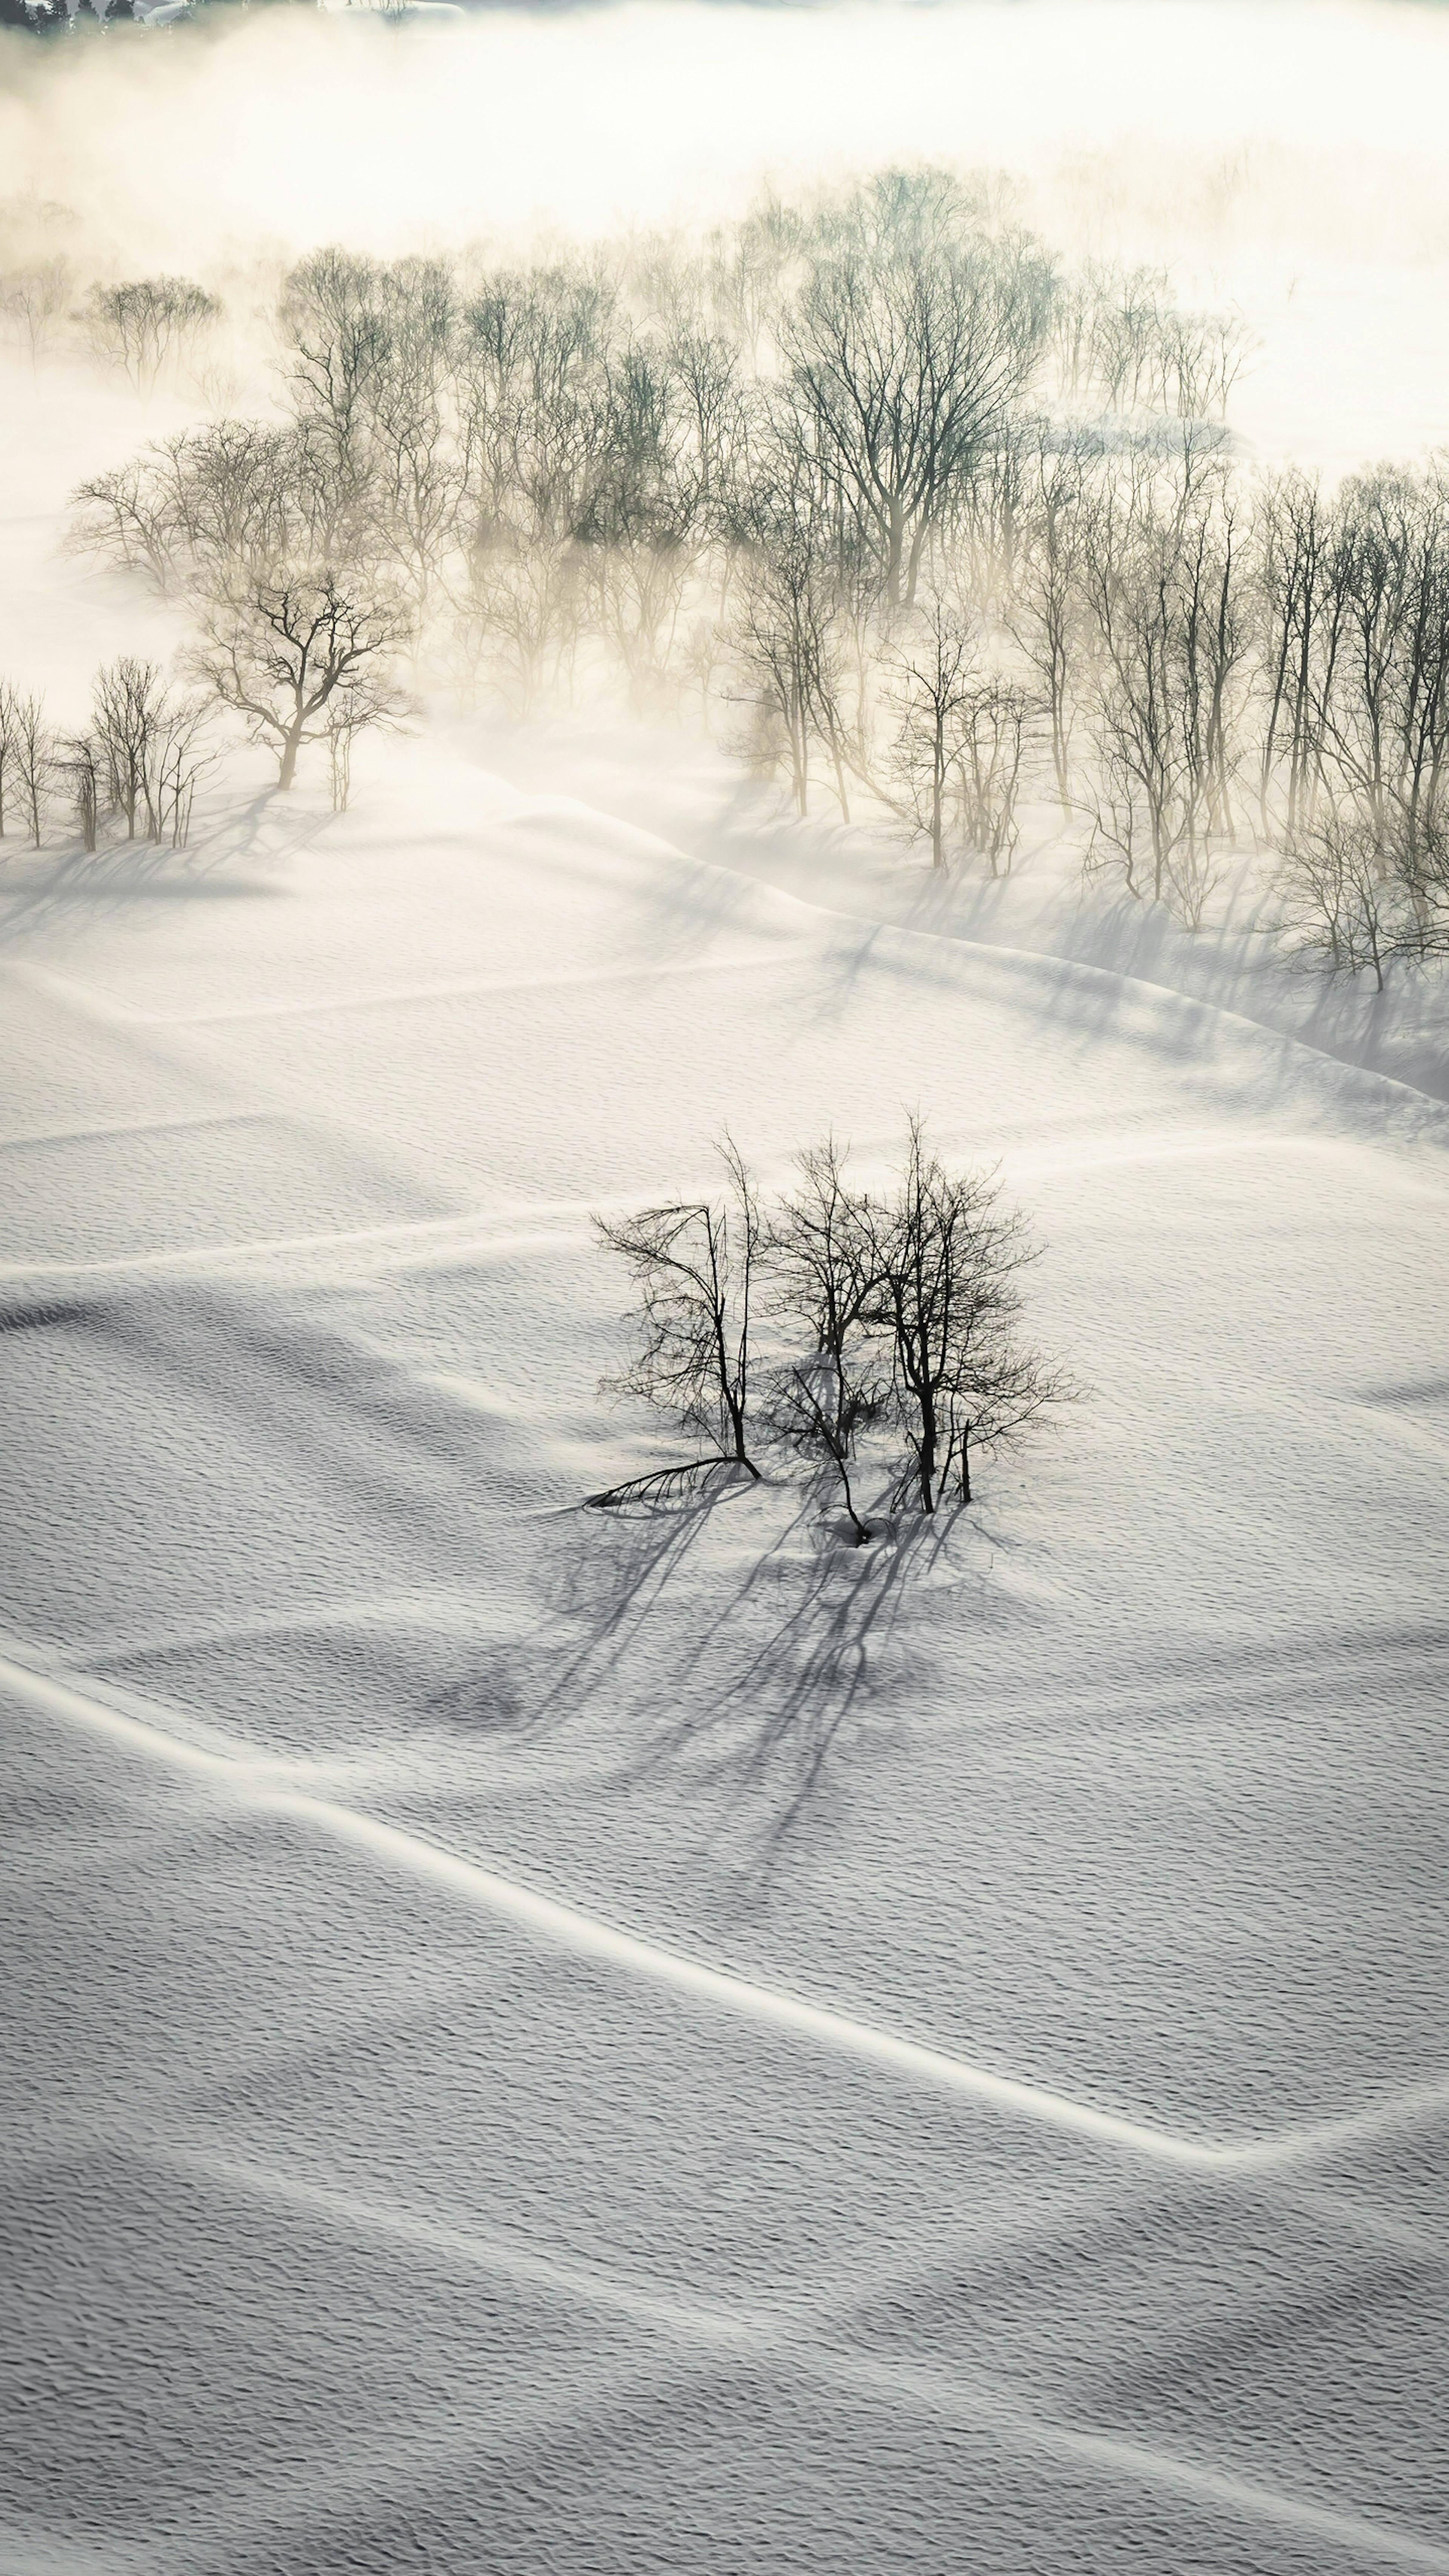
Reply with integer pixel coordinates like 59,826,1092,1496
3,721,1448,2571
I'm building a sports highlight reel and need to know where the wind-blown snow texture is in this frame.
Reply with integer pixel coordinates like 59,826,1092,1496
3,719,1448,2574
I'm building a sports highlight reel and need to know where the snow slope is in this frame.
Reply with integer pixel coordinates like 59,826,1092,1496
4,717,1449,2574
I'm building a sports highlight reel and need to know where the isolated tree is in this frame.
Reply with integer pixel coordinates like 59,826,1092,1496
191,574,407,787
592,1135,764,1501
766,1138,883,1543
863,1121,1069,1511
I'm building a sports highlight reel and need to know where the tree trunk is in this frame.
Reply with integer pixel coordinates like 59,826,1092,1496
278,729,303,790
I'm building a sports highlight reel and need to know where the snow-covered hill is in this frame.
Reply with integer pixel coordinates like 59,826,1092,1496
4,711,1448,2573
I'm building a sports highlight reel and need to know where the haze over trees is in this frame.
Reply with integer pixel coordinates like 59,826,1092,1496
37,164,1449,968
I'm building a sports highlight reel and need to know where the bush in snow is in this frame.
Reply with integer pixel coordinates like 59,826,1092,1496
592,1126,1075,1538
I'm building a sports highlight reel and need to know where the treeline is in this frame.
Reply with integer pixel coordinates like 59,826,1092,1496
593,1126,1074,1542
0,3,145,37
61,168,1449,979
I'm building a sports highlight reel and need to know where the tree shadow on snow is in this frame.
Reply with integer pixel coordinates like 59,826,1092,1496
506,1471,961,1865
0,792,332,945
641,1497,959,1865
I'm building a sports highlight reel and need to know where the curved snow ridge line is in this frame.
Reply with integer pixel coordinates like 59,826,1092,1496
1036,2424,1449,2573
8,1651,1448,2181
125,941,817,1029
0,1205,593,1301
131,2148,1449,2576
545,798,1449,1127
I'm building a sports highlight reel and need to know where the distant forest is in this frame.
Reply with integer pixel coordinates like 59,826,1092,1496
5,165,1448,981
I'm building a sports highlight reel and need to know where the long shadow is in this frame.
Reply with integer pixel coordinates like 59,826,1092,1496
0,792,333,947
426,1467,759,1736
640,1495,961,1864
490,1463,963,1860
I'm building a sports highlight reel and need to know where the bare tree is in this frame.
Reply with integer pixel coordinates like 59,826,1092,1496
57,733,102,852
149,694,216,849
0,677,19,839
1010,425,1097,816
84,277,222,399
766,1138,883,1543
190,575,407,788
1277,808,1418,990
883,590,977,869
782,171,1052,610
1083,440,1246,921
591,1135,764,1502
8,691,53,849
732,449,854,821
863,1121,1070,1512
92,656,166,838
0,257,72,378
957,672,1033,877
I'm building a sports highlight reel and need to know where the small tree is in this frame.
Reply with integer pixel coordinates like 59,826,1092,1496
766,1137,883,1544
92,656,166,838
191,574,407,789
958,673,1033,877
58,734,102,851
324,681,378,813
0,678,19,838
884,594,976,871
0,258,73,379
864,1121,1071,1511
1276,810,1414,991
150,695,216,849
9,691,53,849
591,1135,764,1502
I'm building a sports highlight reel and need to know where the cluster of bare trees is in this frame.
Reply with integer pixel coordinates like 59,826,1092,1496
0,255,220,391
57,169,1449,974
67,177,1226,813
0,658,214,854
82,277,222,398
594,1126,1072,1543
